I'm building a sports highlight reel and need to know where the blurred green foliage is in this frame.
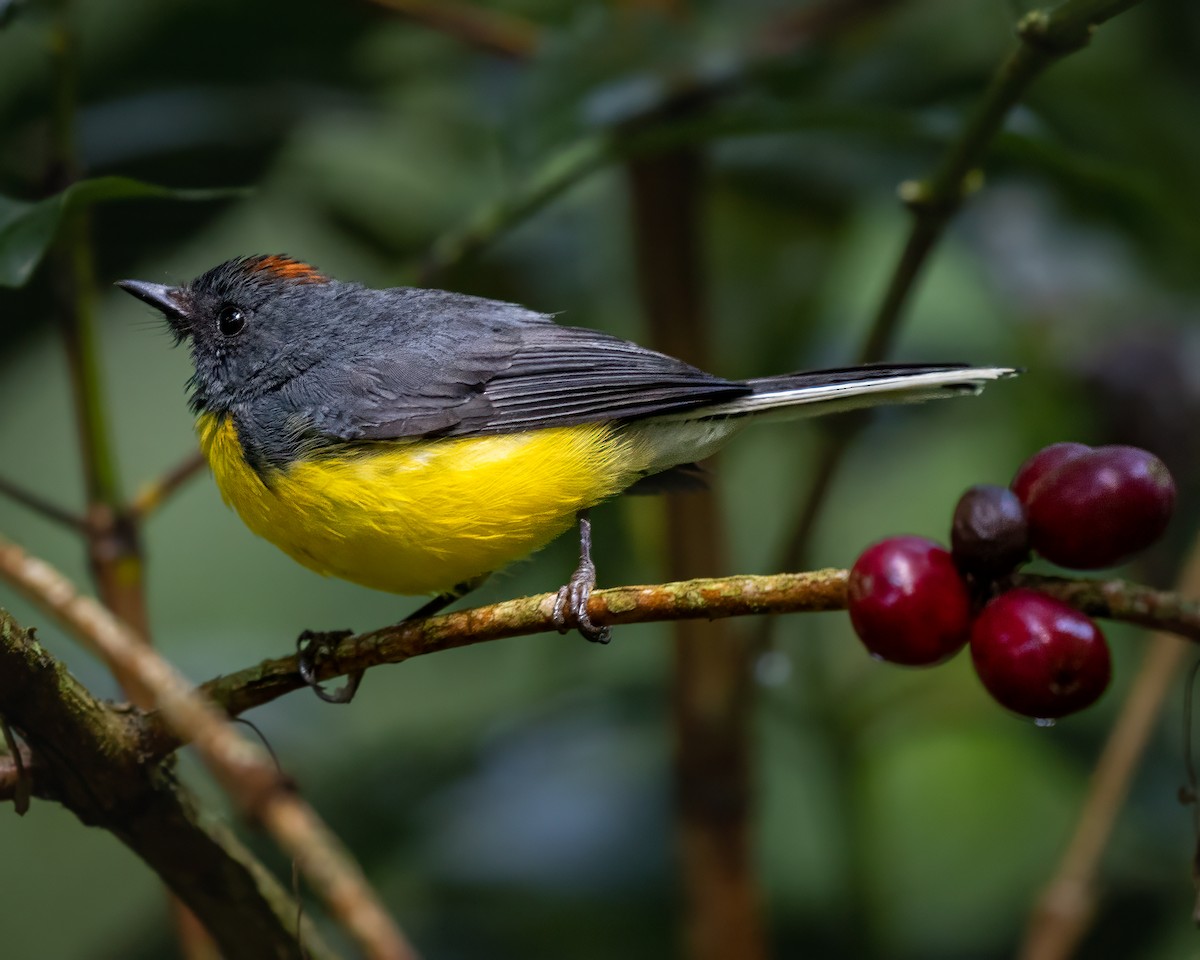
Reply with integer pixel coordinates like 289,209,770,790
1,0,1198,957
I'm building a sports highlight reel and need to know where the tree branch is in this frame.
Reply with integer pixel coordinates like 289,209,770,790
0,535,418,960
861,0,1146,364
1015,537,1200,960
625,101,765,956
0,474,87,532
360,0,540,60
111,569,1200,762
130,450,208,520
1012,573,1200,641
763,0,1148,618
0,607,339,960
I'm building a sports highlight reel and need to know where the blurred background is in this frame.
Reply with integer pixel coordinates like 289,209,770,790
2,0,1200,957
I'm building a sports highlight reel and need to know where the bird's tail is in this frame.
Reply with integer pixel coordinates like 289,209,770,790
655,363,1018,423
623,363,1017,485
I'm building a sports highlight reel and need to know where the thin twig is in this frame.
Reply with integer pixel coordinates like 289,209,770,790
48,0,153,695
0,475,87,532
360,0,540,60
408,0,906,286
1015,545,1200,960
131,450,208,520
1012,574,1200,642
761,0,1149,613
0,534,419,960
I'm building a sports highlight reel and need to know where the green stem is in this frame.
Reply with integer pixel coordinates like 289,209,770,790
415,138,610,284
49,1,121,509
768,0,1148,593
58,214,122,507
859,0,1145,363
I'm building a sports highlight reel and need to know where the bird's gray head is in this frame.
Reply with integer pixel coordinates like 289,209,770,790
117,255,349,414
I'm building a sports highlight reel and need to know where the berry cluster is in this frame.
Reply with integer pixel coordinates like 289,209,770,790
847,444,1177,719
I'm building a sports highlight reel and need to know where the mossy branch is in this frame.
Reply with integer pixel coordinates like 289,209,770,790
125,569,1200,759
0,535,418,960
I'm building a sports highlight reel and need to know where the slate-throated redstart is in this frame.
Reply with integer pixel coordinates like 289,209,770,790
119,255,1014,701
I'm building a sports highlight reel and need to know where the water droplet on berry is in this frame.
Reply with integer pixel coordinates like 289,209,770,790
970,589,1110,718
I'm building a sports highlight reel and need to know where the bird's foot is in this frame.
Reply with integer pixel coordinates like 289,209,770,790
296,629,362,704
552,555,610,644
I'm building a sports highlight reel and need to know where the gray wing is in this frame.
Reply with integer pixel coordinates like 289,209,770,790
300,289,749,442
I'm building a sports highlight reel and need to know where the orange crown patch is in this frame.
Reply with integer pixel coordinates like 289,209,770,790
247,255,328,284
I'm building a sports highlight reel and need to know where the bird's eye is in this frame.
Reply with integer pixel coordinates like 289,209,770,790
217,304,245,336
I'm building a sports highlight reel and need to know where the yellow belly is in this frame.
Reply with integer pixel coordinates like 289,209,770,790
196,413,638,595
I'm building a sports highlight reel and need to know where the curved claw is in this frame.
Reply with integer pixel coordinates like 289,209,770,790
296,629,362,704
552,555,611,644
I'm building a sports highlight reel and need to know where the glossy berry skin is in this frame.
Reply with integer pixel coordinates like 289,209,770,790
1010,442,1092,505
848,536,972,666
970,589,1110,719
1024,446,1176,569
951,484,1030,578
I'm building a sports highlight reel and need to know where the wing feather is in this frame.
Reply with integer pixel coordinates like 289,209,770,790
298,290,747,442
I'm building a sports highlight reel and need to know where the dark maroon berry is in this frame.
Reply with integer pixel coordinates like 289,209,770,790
970,589,1110,718
1011,442,1092,505
847,536,972,666
1025,446,1176,569
951,484,1030,578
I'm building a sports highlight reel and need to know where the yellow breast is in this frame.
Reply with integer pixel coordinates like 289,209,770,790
196,413,638,595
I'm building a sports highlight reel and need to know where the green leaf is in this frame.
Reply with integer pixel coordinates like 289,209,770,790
0,176,245,288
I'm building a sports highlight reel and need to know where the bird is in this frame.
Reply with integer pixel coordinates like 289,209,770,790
118,254,1014,701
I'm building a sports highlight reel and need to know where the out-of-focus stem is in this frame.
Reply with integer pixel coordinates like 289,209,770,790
1016,540,1200,960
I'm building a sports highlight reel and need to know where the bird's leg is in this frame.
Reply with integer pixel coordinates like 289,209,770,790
297,576,488,704
553,510,611,644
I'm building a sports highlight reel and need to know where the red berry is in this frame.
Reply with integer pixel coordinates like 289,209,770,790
1011,442,1092,505
847,536,972,666
1024,446,1176,569
951,484,1030,578
970,589,1110,719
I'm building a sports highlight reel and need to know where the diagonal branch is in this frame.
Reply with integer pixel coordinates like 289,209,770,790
360,0,540,60
130,450,208,520
766,0,1148,600
0,474,87,532
0,607,338,960
0,534,418,960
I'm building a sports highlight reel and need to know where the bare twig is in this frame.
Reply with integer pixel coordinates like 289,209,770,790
1012,574,1200,642
409,0,910,287
360,0,540,60
0,534,418,960
130,450,208,520
761,0,1149,626
1016,545,1200,960
0,475,87,532
48,0,154,697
